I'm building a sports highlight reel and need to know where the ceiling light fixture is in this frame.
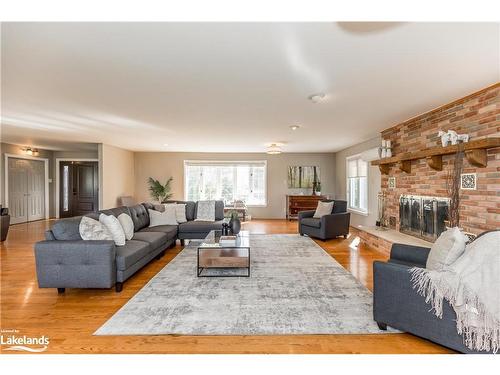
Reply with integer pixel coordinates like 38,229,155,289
267,144,282,155
290,125,300,131
23,147,39,156
308,93,326,103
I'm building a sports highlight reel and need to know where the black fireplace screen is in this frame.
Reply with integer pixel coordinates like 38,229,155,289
399,195,449,242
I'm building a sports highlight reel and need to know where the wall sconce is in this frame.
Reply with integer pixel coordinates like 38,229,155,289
23,147,39,156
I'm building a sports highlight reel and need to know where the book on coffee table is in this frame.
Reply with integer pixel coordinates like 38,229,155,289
219,235,237,246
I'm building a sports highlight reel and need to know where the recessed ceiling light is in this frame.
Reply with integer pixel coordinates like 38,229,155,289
163,143,169,147
267,143,282,155
308,93,326,103
290,125,300,131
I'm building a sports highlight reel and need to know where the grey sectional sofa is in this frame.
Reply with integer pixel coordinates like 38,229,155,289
35,201,224,293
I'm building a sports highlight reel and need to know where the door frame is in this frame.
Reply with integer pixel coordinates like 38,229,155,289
4,153,50,220
55,158,99,218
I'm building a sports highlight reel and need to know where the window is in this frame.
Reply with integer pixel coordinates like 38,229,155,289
346,155,368,215
184,161,267,206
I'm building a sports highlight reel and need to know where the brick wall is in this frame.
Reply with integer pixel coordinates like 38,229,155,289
380,83,500,235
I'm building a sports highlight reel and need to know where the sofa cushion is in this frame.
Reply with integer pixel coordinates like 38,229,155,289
115,240,151,270
178,220,224,233
117,213,134,241
301,218,321,228
313,201,334,218
51,216,83,240
99,214,126,246
148,207,178,226
132,231,168,250
129,204,150,232
139,225,178,239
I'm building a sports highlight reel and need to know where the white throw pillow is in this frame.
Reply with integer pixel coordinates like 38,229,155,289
164,203,187,223
79,216,113,241
99,214,126,246
195,200,216,221
426,227,468,270
313,201,334,218
148,207,177,227
117,213,134,241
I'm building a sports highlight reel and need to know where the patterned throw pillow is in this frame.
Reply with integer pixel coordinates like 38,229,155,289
164,203,187,223
195,200,216,221
148,207,178,227
79,216,113,241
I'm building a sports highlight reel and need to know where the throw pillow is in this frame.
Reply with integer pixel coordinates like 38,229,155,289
117,213,134,241
164,203,187,223
148,207,177,227
426,227,468,271
195,200,216,221
99,214,126,246
79,216,113,241
313,201,334,218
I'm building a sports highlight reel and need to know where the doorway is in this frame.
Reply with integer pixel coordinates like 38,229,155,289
59,161,99,218
6,156,48,225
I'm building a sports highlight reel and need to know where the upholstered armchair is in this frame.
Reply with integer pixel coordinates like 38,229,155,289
298,200,350,240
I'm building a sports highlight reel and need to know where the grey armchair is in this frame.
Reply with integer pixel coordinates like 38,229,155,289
373,243,492,354
298,200,350,240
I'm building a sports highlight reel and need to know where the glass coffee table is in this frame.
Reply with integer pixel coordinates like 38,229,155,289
197,230,250,277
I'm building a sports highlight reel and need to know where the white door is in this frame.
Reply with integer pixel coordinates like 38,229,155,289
27,159,45,221
8,158,46,224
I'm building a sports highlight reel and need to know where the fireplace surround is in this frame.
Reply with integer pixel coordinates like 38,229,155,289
399,195,449,242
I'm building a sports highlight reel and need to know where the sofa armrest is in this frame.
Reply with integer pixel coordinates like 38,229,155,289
389,243,430,268
34,240,116,289
298,210,315,220
321,212,351,236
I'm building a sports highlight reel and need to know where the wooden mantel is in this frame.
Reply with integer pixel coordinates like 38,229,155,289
371,137,500,174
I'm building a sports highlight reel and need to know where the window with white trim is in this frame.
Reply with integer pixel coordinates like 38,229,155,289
184,161,267,206
346,155,368,214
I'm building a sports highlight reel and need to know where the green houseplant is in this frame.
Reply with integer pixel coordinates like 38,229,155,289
147,177,173,203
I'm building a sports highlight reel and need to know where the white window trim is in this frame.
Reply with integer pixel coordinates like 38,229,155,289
346,153,369,216
183,160,268,207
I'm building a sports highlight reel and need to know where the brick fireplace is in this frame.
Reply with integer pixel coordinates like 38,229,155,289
379,83,500,236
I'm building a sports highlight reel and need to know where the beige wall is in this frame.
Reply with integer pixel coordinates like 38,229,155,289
334,137,381,228
100,144,135,209
1,142,98,218
134,152,336,219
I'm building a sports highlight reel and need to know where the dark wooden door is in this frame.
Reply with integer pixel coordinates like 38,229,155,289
60,161,98,218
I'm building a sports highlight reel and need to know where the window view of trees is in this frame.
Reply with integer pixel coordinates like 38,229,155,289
185,162,267,206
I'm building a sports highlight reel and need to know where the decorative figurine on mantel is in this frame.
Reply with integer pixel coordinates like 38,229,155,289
378,139,392,158
438,130,469,147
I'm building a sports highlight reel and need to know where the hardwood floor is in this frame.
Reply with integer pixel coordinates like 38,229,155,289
0,219,452,354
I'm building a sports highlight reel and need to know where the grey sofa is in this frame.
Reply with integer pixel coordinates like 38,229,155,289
35,201,224,293
298,200,350,240
373,243,492,354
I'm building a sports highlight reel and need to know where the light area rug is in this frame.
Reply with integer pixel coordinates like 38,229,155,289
95,234,395,335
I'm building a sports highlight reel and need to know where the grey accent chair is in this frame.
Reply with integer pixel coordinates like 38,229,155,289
298,200,350,240
373,243,493,354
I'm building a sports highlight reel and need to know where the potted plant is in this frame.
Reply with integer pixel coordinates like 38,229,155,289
147,177,173,203
228,210,241,235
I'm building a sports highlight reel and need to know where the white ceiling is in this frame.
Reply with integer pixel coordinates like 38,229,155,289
1,22,499,153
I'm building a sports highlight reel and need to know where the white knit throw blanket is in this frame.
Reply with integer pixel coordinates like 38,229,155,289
410,231,500,353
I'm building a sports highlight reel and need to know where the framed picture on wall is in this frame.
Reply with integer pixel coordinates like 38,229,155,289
287,166,320,188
